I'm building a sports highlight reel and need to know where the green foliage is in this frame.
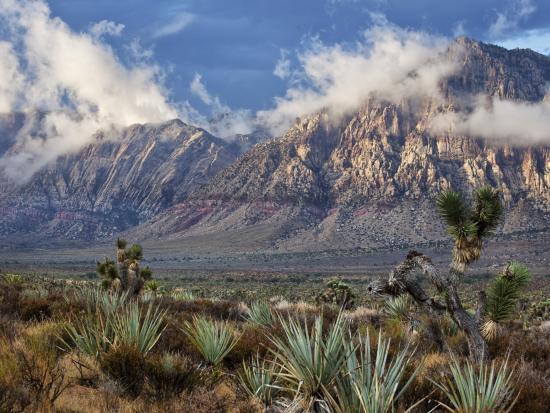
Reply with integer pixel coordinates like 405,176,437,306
269,313,349,410
116,237,127,249
432,357,517,413
144,279,159,292
170,289,196,301
64,295,165,358
483,262,530,339
328,332,419,413
246,301,273,327
140,266,153,281
384,295,413,322
436,186,502,264
1,273,23,285
127,244,143,261
239,354,280,407
182,316,239,366
111,302,166,355
316,278,355,309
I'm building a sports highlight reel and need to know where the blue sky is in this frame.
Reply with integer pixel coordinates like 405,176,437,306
47,0,550,111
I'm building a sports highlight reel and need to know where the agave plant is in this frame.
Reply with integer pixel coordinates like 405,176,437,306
384,295,413,322
437,186,502,265
432,357,517,413
269,313,350,411
111,302,166,355
482,262,530,340
247,301,274,327
328,332,420,413
182,316,239,366
239,354,280,407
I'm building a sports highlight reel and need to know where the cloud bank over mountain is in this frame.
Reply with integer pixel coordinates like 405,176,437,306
0,0,178,181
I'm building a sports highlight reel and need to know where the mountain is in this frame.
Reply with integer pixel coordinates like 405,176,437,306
127,38,550,253
0,38,549,253
0,119,241,242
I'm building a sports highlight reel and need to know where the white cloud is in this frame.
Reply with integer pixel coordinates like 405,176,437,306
273,49,292,79
496,28,550,55
188,73,255,137
151,12,194,39
488,0,536,39
190,73,216,106
0,0,178,182
89,20,125,38
258,24,456,134
430,96,550,145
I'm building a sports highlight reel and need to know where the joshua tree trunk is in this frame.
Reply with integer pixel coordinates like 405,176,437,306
116,247,128,291
367,251,488,362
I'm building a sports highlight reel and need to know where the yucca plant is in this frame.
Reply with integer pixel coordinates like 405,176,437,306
182,316,239,366
111,302,166,355
432,357,517,413
247,301,274,327
437,186,502,265
384,295,413,322
170,289,195,301
1,273,23,284
269,313,350,411
328,332,420,413
239,354,280,407
482,262,530,340
68,286,129,315
64,309,112,358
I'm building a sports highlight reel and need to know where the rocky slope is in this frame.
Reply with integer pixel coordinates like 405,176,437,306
0,119,240,241
128,38,550,252
1,38,549,252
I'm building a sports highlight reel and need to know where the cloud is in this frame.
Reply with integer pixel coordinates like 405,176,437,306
189,73,255,137
151,12,194,39
273,49,292,79
496,28,550,55
0,0,178,182
258,23,456,134
89,20,125,38
488,0,536,39
430,96,550,145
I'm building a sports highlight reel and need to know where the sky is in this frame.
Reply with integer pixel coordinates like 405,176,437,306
46,0,550,111
2,0,550,181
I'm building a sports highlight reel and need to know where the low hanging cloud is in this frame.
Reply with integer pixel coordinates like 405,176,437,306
258,24,457,134
0,0,178,182
431,96,550,145
189,73,255,138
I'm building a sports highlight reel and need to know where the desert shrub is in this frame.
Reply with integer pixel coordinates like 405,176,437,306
182,316,240,366
162,298,245,321
144,352,199,399
175,382,262,413
510,361,550,413
99,344,145,398
0,281,22,317
246,301,273,327
225,323,273,367
316,278,355,309
328,332,420,413
529,298,550,322
20,298,52,321
269,313,349,411
432,357,517,413
238,354,280,408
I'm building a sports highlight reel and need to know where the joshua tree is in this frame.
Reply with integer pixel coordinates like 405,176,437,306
367,186,527,362
316,278,355,309
97,238,153,295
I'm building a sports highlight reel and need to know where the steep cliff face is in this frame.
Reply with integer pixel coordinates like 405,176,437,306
0,38,549,251
133,38,550,251
0,119,239,240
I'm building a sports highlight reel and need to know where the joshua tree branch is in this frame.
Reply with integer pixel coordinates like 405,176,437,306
368,250,489,361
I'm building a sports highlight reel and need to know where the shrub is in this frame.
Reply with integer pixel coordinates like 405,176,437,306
269,313,349,411
316,279,355,309
144,353,199,399
432,357,517,413
246,301,273,327
99,344,145,398
239,354,280,407
328,332,420,413
182,316,240,366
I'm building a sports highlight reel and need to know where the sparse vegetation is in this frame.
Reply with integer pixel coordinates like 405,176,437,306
0,188,547,412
